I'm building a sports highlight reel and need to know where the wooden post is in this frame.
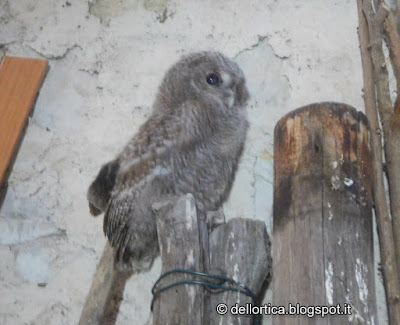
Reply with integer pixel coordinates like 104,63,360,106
80,194,271,324
273,102,377,325
209,218,272,325
152,194,272,325
152,194,205,325
79,243,132,325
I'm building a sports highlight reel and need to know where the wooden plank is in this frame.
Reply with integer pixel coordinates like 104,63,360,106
273,103,377,324
78,243,132,325
0,56,48,185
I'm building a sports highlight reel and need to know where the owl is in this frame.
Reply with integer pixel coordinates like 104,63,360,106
87,51,249,269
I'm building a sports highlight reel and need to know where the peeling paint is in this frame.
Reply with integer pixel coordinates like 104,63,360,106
89,0,140,21
344,177,354,187
355,258,369,314
327,202,334,220
185,194,194,231
166,238,171,254
325,262,334,305
331,175,341,190
233,263,239,282
187,249,194,266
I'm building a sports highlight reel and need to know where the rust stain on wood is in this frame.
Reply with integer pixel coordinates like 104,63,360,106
272,102,376,324
274,102,373,230
0,56,48,185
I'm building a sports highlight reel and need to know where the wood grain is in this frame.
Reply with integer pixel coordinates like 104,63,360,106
152,195,272,325
273,102,377,325
78,243,132,325
0,56,48,185
209,218,272,325
152,194,205,325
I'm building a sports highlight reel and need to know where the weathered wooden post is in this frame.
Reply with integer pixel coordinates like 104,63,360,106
152,195,205,325
80,194,271,325
152,194,272,325
79,243,132,325
273,102,377,324
208,218,272,325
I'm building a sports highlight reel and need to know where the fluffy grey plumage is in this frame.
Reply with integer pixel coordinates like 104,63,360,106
87,51,249,269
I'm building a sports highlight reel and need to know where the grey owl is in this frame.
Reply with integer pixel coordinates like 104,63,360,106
87,51,249,269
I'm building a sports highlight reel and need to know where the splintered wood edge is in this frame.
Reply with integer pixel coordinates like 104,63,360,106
79,243,132,325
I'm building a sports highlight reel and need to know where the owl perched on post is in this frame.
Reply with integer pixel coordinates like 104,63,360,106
87,51,249,269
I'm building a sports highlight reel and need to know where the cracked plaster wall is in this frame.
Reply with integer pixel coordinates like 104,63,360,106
0,0,387,324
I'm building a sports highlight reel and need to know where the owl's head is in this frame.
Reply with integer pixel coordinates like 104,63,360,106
155,51,249,112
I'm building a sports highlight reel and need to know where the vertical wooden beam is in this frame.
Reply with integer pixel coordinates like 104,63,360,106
152,194,204,325
273,102,377,325
357,2,400,322
0,56,48,185
152,195,272,325
209,218,272,325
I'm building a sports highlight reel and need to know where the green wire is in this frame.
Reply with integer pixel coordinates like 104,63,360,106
151,268,261,325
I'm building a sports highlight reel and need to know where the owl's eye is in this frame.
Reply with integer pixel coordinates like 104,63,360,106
206,73,220,86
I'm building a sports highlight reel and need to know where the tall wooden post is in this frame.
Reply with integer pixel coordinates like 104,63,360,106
273,102,377,325
152,195,205,325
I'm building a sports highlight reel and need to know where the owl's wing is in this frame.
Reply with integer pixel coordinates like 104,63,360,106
104,101,210,262
117,100,211,170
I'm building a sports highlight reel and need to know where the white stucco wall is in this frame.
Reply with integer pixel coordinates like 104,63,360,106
0,0,387,324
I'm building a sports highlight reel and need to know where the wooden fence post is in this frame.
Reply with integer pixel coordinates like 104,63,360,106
273,102,377,325
80,194,271,324
152,194,205,325
209,218,272,325
152,194,272,325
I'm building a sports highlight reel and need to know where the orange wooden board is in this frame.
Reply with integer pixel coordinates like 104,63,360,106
0,56,48,184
